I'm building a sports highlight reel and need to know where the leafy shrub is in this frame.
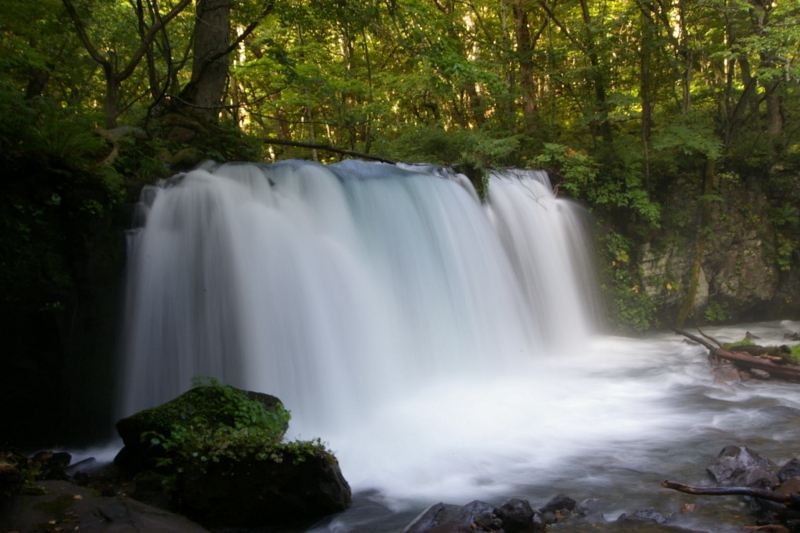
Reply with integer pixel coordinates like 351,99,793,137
139,377,326,472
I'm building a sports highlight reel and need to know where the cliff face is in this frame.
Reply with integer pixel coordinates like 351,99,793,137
637,172,799,327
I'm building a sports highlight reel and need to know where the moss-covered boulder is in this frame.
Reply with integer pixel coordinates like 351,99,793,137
178,440,351,527
114,380,351,528
115,380,288,472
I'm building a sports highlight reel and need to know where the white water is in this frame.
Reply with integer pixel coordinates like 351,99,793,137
121,161,800,532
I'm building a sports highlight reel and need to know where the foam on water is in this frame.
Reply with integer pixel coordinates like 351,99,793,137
120,161,800,531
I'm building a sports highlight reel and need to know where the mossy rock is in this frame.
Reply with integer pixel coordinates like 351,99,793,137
114,384,288,473
178,441,351,527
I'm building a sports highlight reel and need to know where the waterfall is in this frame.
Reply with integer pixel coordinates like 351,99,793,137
120,160,600,432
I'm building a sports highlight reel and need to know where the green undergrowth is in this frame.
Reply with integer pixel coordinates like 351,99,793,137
140,377,330,472
722,338,756,349
723,338,800,363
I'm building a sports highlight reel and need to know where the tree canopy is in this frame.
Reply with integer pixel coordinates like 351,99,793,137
1,0,799,329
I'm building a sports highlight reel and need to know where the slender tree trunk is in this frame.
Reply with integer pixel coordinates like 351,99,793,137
640,10,652,182
678,0,692,113
510,0,538,132
578,0,612,144
189,0,231,122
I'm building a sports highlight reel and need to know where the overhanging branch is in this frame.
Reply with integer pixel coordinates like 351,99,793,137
262,138,396,164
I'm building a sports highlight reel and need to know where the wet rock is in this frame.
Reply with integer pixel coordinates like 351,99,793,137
713,365,742,388
539,493,576,513
178,447,351,528
576,498,602,516
132,470,173,510
632,507,667,524
752,369,771,379
707,445,779,487
0,480,209,532
403,503,463,533
32,450,72,480
494,498,534,533
0,456,23,499
775,477,800,496
403,501,501,533
780,459,800,483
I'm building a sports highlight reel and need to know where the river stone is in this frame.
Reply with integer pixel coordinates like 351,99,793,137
779,458,800,483
403,501,500,533
539,493,576,513
707,445,779,487
775,477,800,496
494,498,534,533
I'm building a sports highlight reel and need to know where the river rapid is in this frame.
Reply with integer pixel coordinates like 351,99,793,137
303,320,800,533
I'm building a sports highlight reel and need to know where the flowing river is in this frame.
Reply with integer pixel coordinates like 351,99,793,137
119,160,800,532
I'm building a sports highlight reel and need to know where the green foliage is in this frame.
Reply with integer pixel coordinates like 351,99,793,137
772,204,800,227
651,115,723,160
534,144,661,229
140,377,304,472
704,301,731,323
533,143,598,198
775,234,797,271
599,230,657,331
791,344,800,362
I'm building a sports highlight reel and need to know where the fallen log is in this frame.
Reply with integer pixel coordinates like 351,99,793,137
661,480,798,506
714,349,800,382
672,328,717,351
672,329,800,382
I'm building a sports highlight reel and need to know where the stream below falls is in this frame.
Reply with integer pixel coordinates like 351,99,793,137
297,320,800,533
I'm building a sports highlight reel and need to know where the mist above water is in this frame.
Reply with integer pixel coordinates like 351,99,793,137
122,160,599,425
121,161,800,532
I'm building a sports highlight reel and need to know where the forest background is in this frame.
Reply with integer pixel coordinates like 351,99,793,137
1,0,799,444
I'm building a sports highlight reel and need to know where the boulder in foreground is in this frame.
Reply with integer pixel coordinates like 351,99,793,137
114,379,351,528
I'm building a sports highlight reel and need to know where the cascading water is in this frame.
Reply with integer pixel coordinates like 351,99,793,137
120,160,800,532
121,160,596,428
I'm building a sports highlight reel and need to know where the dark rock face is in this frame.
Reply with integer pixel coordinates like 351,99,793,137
778,458,800,483
0,460,23,499
178,448,351,527
494,498,534,533
707,445,779,488
403,501,502,533
0,480,209,533
539,493,576,514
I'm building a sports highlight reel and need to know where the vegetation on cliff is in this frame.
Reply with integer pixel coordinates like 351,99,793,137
1,0,798,338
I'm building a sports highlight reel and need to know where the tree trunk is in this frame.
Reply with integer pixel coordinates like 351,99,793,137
510,0,538,132
189,0,231,122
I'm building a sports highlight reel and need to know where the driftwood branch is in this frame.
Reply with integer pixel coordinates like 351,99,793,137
262,138,396,164
662,481,800,509
662,481,789,502
697,327,724,348
672,328,716,351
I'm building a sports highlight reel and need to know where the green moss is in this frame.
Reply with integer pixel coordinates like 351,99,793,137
722,338,755,349
138,377,294,471
790,344,800,362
